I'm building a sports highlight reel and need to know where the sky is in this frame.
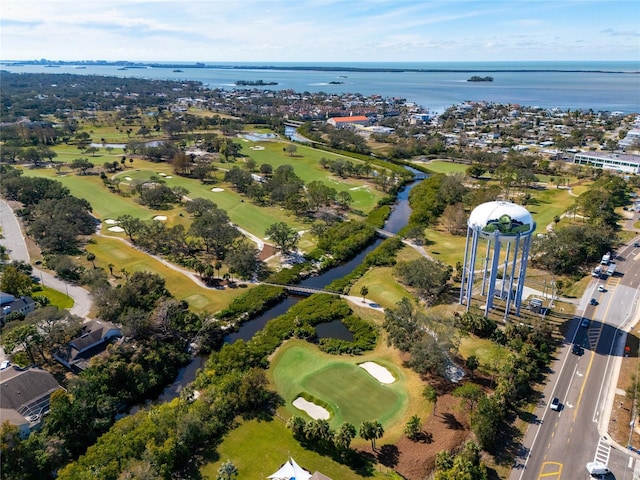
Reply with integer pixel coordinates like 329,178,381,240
2,0,639,63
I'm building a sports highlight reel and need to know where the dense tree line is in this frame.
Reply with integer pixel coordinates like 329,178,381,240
0,272,211,479
0,166,95,253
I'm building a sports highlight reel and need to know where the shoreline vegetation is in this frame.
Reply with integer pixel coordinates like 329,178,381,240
3,60,638,74
467,75,494,82
235,79,278,86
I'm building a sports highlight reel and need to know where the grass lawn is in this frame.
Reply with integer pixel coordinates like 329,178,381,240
458,336,510,375
270,341,407,430
423,228,467,266
525,186,575,230
33,286,74,309
422,160,469,175
86,236,246,313
200,417,389,480
349,260,416,310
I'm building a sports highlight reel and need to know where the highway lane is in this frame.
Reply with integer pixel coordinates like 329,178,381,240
512,240,640,480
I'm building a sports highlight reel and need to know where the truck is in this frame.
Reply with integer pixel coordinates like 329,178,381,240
586,461,610,476
601,253,611,265
606,263,616,276
592,265,602,277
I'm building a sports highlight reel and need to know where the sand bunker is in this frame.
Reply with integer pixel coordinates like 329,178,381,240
165,175,173,179
153,215,167,221
293,397,330,420
107,226,125,233
124,176,132,181
158,172,167,177
211,188,225,192
359,362,395,384
250,145,265,151
104,219,118,225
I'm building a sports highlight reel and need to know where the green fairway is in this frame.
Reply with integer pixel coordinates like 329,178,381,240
422,160,470,174
86,236,247,313
201,418,386,480
270,341,407,429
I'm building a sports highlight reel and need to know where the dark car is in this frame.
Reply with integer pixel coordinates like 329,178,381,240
590,298,598,306
572,344,584,355
581,318,591,328
634,242,640,248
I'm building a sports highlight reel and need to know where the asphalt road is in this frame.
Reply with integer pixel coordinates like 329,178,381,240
511,241,640,480
0,199,92,318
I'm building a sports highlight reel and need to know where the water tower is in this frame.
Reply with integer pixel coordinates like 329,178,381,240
459,201,536,319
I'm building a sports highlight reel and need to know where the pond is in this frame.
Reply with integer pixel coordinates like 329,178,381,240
314,320,354,341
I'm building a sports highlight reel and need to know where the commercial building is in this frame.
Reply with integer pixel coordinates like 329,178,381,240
572,151,640,174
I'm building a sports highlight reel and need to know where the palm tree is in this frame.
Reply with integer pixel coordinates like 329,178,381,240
86,252,96,269
360,285,369,303
404,415,421,440
423,385,438,415
214,260,222,279
359,420,384,451
107,263,114,276
334,422,356,451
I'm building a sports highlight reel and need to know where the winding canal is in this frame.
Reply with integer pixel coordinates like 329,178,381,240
159,169,424,401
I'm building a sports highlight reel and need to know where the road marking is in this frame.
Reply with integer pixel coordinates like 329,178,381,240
575,349,595,421
594,436,610,466
629,456,633,468
538,461,562,479
633,456,640,480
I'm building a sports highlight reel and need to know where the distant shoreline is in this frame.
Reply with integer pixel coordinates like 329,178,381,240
1,60,638,75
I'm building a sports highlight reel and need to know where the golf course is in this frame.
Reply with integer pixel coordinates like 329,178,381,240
270,340,408,429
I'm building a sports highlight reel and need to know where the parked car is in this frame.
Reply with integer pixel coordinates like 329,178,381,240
550,397,561,411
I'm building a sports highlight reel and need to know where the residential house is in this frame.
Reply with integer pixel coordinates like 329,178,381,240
0,366,64,437
0,291,36,322
53,319,122,372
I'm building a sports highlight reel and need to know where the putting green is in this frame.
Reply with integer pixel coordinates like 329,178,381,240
270,340,407,429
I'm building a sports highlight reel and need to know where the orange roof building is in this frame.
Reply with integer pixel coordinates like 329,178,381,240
327,115,369,128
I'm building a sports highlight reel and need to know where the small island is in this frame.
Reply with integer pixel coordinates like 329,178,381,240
173,69,183,73
235,80,278,86
467,75,494,82
328,81,344,84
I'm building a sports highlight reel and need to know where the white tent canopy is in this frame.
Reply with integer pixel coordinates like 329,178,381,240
268,457,311,480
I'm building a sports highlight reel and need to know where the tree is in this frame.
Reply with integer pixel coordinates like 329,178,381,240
359,420,384,451
452,383,483,412
0,265,33,297
285,144,298,157
466,355,479,379
334,422,357,451
70,157,94,175
225,240,261,279
360,285,369,303
116,215,145,242
217,460,238,480
86,252,96,269
404,415,421,440
265,222,299,253
423,385,438,414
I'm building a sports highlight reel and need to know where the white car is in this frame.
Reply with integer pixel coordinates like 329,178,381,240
550,397,560,411
598,285,606,292
0,360,10,370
